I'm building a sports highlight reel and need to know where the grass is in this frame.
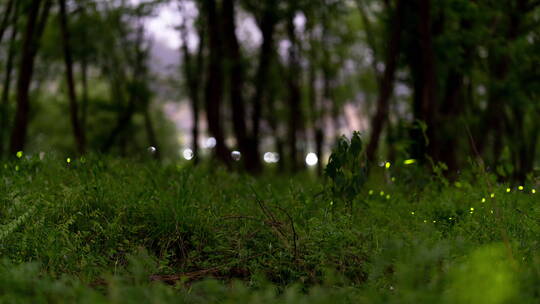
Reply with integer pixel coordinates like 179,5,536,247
0,154,539,303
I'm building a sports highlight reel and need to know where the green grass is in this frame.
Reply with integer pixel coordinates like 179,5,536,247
0,155,539,303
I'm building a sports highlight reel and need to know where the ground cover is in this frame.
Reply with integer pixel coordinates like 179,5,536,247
0,154,539,303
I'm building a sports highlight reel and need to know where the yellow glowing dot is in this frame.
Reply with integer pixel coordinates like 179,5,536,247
470,207,474,211
386,194,391,200
506,188,511,193
330,201,334,206
404,159,416,165
368,190,373,195
16,151,23,158
532,189,536,194
391,177,396,182
385,162,391,169
449,217,453,220
380,191,385,196
490,210,494,214
490,193,495,198
518,186,524,191
481,198,486,203
423,220,427,223
433,220,437,223
411,211,415,215
15,165,19,171
66,158,71,164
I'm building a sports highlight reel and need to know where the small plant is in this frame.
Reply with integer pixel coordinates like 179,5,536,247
324,132,368,206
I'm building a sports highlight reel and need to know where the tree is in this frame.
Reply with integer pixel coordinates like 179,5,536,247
10,0,52,155
59,0,86,154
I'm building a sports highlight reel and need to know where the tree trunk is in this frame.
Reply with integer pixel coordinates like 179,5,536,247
365,0,404,162
249,2,278,173
80,60,88,134
10,0,51,155
0,2,18,157
409,0,436,164
286,10,302,172
0,0,14,45
144,106,160,160
308,59,324,175
222,0,255,171
203,0,230,165
59,0,85,154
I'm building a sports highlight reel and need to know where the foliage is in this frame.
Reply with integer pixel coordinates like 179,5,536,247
0,157,539,302
324,131,368,204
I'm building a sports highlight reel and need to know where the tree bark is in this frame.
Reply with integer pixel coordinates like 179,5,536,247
202,0,230,165
0,2,18,157
249,2,278,173
0,0,14,45
222,0,254,170
59,0,86,154
286,9,303,172
81,60,88,134
144,105,160,160
179,3,203,163
365,0,404,162
10,0,52,155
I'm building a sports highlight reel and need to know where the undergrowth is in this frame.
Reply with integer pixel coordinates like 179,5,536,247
0,153,539,303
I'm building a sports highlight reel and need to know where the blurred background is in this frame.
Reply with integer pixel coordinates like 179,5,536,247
0,0,539,179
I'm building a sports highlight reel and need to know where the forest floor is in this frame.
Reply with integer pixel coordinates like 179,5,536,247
0,155,539,303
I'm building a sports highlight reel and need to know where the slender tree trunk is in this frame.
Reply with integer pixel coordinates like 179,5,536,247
249,2,277,173
203,0,229,165
179,7,201,163
286,10,302,172
308,58,324,175
179,3,204,163
365,0,404,162
0,2,18,157
222,0,253,170
80,60,88,133
0,0,14,45
10,0,51,154
409,0,436,164
144,106,160,160
59,0,85,154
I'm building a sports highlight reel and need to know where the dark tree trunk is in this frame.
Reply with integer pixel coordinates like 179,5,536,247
81,60,88,133
476,6,521,166
222,0,255,171
0,2,18,157
203,0,229,165
249,2,278,173
144,106,160,160
435,15,473,176
286,10,303,172
59,0,86,154
418,0,437,160
0,0,14,45
10,0,51,154
409,0,436,164
365,0,404,162
308,60,324,175
179,4,204,163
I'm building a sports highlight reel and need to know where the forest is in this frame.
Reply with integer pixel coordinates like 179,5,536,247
0,0,540,303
